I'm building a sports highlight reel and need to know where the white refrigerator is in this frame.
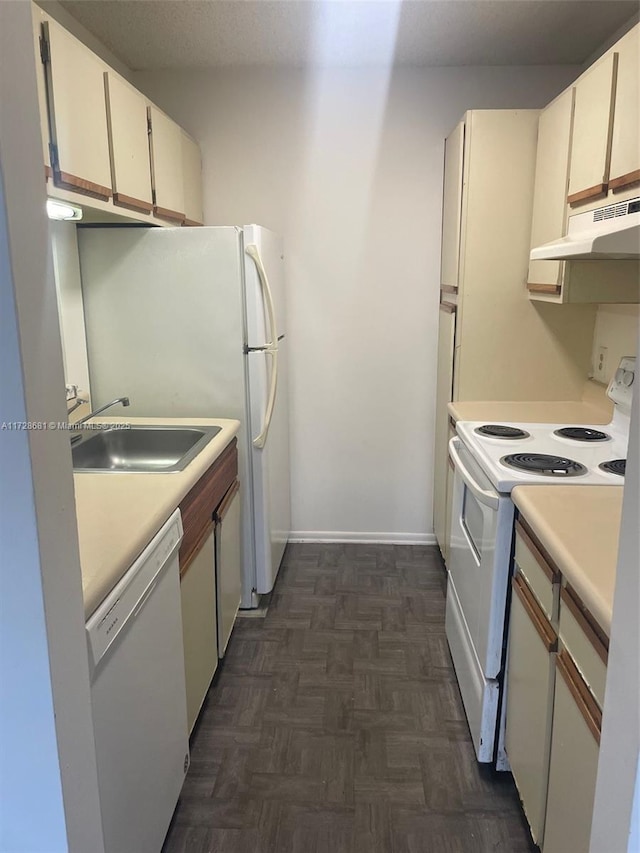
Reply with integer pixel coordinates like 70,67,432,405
78,225,290,608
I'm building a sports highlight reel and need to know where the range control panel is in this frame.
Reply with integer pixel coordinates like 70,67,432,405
607,356,636,412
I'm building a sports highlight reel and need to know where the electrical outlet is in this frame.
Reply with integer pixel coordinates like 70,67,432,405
595,346,608,382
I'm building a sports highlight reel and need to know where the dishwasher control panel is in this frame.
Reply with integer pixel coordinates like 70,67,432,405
85,510,183,672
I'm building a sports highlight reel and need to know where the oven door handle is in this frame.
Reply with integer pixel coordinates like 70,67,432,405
448,437,500,510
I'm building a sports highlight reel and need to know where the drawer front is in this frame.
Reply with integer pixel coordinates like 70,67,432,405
559,586,608,708
514,521,559,621
179,439,238,574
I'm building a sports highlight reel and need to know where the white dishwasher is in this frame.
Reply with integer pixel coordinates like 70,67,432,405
86,509,189,853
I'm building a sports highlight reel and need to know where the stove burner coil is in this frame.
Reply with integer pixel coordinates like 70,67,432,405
599,459,626,476
476,425,530,439
553,427,610,442
501,453,587,477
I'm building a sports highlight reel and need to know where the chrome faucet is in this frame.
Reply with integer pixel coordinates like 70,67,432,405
74,396,130,427
67,397,88,416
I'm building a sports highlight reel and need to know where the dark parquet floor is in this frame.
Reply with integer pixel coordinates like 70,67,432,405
162,543,534,853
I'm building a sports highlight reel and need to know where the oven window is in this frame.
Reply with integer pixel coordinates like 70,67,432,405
462,485,484,561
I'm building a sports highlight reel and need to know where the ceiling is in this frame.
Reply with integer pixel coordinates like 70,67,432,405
57,0,639,70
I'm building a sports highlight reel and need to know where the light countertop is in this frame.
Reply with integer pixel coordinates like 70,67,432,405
512,485,623,636
73,417,240,619
448,380,613,425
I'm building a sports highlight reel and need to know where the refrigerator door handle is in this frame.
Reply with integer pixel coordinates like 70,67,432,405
245,243,279,351
253,349,278,449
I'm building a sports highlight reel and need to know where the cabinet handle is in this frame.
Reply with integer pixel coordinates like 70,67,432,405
215,480,240,522
512,572,558,652
609,169,640,193
515,518,561,583
527,282,562,295
567,183,608,207
556,649,602,744
560,585,609,663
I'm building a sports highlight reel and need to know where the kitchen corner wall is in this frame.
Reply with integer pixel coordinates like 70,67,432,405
591,304,640,385
135,65,580,541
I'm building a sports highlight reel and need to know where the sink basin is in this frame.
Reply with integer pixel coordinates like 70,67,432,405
72,425,222,472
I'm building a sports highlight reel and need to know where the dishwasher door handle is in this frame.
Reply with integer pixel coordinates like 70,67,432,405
133,579,158,620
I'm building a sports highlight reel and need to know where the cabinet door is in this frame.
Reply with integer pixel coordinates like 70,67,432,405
180,528,218,734
527,88,574,298
148,104,185,223
181,130,204,226
104,72,153,214
543,653,601,853
433,302,456,556
42,20,112,200
441,121,465,289
505,574,557,846
215,482,241,657
609,25,640,193
568,52,617,206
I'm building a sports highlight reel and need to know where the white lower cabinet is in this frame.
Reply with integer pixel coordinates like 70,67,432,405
180,528,218,734
505,571,557,846
506,518,607,852
543,651,601,853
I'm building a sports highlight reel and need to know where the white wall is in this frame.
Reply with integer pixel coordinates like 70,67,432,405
591,304,640,384
136,64,580,540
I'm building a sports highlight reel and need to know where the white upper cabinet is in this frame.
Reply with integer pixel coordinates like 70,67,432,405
609,26,640,193
41,20,112,201
567,52,617,207
181,130,204,226
148,105,185,223
527,88,575,297
104,72,153,215
440,121,465,290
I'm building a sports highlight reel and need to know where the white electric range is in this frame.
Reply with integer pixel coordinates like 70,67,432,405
445,357,634,770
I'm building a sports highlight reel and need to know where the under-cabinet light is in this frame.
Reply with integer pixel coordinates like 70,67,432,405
46,199,83,221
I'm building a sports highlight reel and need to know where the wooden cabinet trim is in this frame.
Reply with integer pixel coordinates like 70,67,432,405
216,479,240,522
45,165,52,179
54,170,111,201
515,518,562,583
180,521,214,579
113,192,153,214
561,584,609,663
513,571,558,652
439,301,456,314
178,439,238,572
610,169,640,192
440,285,458,294
527,282,562,295
183,218,203,227
154,205,185,223
556,649,602,744
568,182,608,207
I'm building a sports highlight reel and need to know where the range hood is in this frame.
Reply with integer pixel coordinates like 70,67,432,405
530,197,640,260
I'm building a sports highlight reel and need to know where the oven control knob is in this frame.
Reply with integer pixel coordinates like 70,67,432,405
622,370,634,387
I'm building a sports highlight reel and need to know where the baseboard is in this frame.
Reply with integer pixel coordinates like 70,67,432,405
289,531,436,545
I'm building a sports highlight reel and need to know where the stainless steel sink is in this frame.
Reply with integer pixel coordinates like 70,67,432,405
72,425,222,473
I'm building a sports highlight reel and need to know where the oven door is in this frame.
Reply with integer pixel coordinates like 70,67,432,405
446,437,514,762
